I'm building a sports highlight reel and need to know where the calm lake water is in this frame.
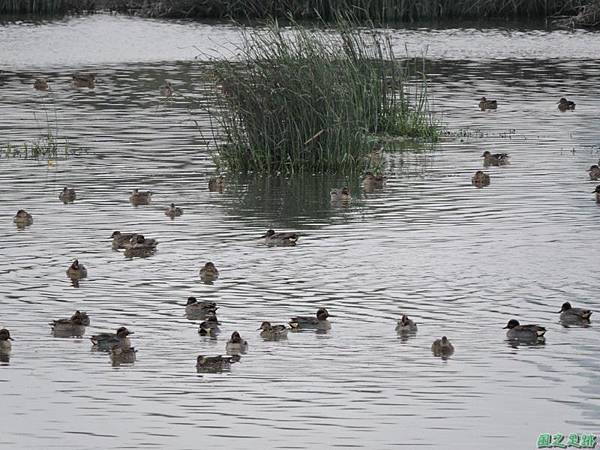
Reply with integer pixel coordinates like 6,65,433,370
1,14,600,450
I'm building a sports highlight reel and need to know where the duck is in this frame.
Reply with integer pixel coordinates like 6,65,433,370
198,312,220,337
471,170,490,187
558,302,592,323
362,172,386,191
165,203,183,218
396,315,418,332
199,262,219,282
58,186,76,203
261,229,299,246
72,73,96,88
160,81,173,97
50,311,90,337
0,329,13,354
482,151,509,166
479,97,497,110
431,336,454,357
208,176,225,192
558,97,576,111
503,319,546,342
593,185,600,203
66,259,88,279
185,297,217,319
330,187,351,202
123,235,158,257
91,327,133,352
225,331,248,355
289,308,331,330
196,355,239,373
33,78,48,91
111,231,138,249
129,189,152,205
588,165,600,181
258,321,288,340
13,209,33,227
110,344,136,365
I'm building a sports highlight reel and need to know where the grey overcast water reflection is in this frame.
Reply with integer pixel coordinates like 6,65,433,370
1,14,600,450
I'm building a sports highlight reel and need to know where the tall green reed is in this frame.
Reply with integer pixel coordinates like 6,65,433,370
211,18,438,174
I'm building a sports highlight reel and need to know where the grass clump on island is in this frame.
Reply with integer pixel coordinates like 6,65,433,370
211,18,438,174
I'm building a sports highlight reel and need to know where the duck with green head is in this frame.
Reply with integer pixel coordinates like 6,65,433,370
258,321,288,340
503,319,546,342
226,331,248,355
50,311,90,337
198,311,220,337
431,336,454,357
91,327,134,352
558,302,592,324
289,308,331,331
261,229,299,246
66,259,87,280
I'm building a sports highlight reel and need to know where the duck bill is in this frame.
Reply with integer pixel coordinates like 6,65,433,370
502,325,509,329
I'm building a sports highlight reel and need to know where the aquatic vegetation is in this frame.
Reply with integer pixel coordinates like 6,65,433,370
0,0,94,15
211,18,438,174
1,131,82,161
105,0,583,21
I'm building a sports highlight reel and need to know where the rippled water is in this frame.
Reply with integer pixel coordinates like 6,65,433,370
1,14,600,450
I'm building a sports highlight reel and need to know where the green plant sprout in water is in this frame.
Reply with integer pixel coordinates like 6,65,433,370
2,132,83,161
210,16,439,175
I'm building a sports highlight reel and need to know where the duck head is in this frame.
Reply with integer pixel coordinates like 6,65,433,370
589,165,599,171
480,97,487,102
196,355,207,365
261,229,275,238
482,151,491,158
186,297,198,306
71,259,80,269
116,327,132,338
258,321,272,331
503,319,520,329
341,187,350,195
111,231,122,238
71,311,89,325
170,202,175,208
316,308,330,320
558,302,572,313
0,329,13,341
400,315,411,326
440,336,451,346
558,97,568,104
593,185,600,193
230,331,243,343
15,209,28,217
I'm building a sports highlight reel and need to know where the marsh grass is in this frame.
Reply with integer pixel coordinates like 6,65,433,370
1,106,85,161
106,0,583,21
211,18,438,174
0,0,95,14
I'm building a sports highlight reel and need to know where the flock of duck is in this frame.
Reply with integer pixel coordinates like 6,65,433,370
2,83,597,371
